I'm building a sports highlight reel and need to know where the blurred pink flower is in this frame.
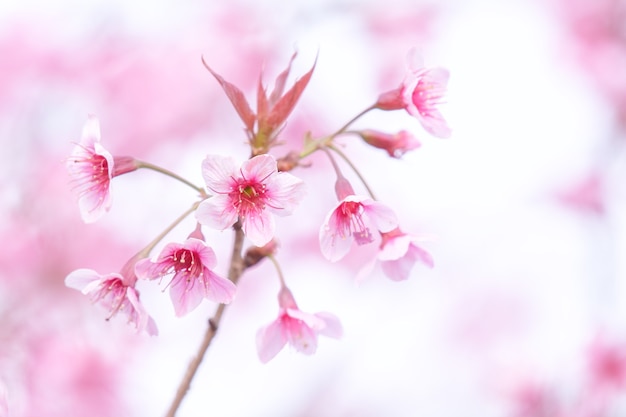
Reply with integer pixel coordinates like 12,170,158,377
65,264,157,335
22,333,126,417
66,115,137,223
376,51,451,138
358,129,422,158
376,227,434,281
256,287,342,363
135,238,236,316
509,382,563,417
319,195,398,262
195,154,305,246
587,336,626,391
556,171,605,215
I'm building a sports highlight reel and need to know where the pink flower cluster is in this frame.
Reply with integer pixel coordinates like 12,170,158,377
64,49,449,365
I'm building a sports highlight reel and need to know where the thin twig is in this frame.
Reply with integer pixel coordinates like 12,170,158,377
164,221,245,417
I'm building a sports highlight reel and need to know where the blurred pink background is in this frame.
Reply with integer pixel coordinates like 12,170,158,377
1,0,625,416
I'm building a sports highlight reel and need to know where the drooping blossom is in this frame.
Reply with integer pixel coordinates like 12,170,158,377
376,227,434,281
195,154,305,246
135,238,236,316
319,193,398,262
376,50,451,138
357,129,422,158
204,51,315,154
256,287,342,363
66,115,138,223
65,259,157,335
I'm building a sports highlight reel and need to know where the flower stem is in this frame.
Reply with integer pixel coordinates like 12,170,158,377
136,160,206,196
164,221,246,417
267,254,286,288
330,105,375,138
298,105,375,160
328,144,377,200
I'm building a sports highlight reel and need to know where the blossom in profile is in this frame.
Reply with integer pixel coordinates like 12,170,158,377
65,267,157,335
66,115,137,223
357,129,422,158
196,154,305,246
135,238,236,316
376,227,434,281
256,287,342,363
376,50,451,138
319,194,398,262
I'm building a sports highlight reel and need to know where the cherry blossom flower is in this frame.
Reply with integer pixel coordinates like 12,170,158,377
65,263,157,335
319,194,398,262
66,115,138,223
135,238,236,316
376,51,451,138
357,129,421,158
195,154,305,246
376,227,434,281
256,287,342,363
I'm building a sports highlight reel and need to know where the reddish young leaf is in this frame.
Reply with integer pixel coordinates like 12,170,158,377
202,56,256,132
268,51,297,106
257,74,269,122
266,55,317,130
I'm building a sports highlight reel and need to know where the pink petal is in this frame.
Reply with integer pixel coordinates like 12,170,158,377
265,172,306,216
423,67,449,86
201,155,238,194
362,201,398,233
381,257,414,281
185,238,217,269
256,320,287,363
126,287,157,335
421,109,452,139
240,154,277,182
412,243,434,268
195,195,239,230
169,275,205,317
204,270,237,304
65,268,102,294
378,234,412,261
133,258,163,281
284,318,318,355
78,190,112,224
81,114,101,145
406,47,425,73
319,209,353,262
315,312,343,339
286,308,326,329
242,209,275,246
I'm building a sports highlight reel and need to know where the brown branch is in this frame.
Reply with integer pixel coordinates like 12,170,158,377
164,221,246,417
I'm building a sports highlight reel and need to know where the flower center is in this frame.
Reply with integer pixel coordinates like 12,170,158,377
172,249,201,277
338,201,373,245
413,79,444,117
231,181,267,219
